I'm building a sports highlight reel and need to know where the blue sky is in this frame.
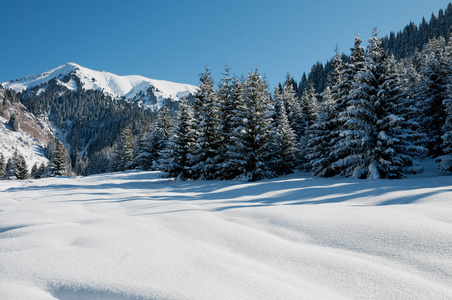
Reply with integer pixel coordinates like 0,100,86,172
1,0,451,88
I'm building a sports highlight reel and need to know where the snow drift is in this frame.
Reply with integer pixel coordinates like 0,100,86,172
0,167,451,299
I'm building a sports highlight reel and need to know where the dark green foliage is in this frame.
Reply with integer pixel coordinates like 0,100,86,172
18,81,154,174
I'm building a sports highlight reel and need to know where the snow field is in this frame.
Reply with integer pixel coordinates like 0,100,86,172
0,170,451,299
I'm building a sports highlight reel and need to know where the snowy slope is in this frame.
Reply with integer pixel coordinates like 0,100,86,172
0,90,51,170
0,168,451,299
2,62,198,108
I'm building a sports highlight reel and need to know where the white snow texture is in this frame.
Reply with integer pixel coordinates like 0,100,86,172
0,162,451,299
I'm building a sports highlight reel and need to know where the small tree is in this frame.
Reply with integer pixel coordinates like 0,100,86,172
7,114,19,131
112,125,134,172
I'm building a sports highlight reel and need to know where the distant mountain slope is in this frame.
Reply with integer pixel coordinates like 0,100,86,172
2,62,198,109
0,88,53,170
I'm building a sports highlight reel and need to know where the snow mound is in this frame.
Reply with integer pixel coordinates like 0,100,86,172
1,171,451,299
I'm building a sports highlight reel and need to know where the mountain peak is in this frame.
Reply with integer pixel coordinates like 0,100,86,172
2,63,198,109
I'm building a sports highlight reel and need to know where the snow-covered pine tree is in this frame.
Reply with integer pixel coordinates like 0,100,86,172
7,114,19,131
215,67,236,179
372,54,426,178
159,98,197,180
307,49,344,176
417,36,449,156
135,122,167,170
301,83,319,128
16,153,29,180
304,86,337,175
329,33,368,177
0,153,5,179
35,162,47,179
4,149,20,180
112,124,134,172
30,163,38,179
190,67,221,180
438,45,452,172
272,88,297,175
47,138,71,177
281,74,304,141
223,77,249,179
241,70,276,181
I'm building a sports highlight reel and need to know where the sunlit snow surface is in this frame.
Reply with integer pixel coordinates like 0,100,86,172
1,167,451,299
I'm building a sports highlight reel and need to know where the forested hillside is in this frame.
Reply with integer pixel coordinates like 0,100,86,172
296,3,452,96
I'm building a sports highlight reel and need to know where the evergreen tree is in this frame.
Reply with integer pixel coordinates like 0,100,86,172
159,99,197,180
272,90,297,175
281,74,304,141
135,123,167,170
4,150,20,180
241,70,276,181
112,125,134,172
30,163,38,179
223,77,249,179
438,61,452,171
216,67,236,179
305,86,337,176
47,138,71,176
16,153,29,180
7,114,19,131
417,36,449,156
190,67,221,179
0,153,6,179
329,34,367,176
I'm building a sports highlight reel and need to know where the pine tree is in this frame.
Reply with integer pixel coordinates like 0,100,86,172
47,139,71,177
438,60,452,171
0,153,6,179
30,163,38,179
272,91,297,175
417,36,449,156
4,149,20,180
7,114,19,131
281,74,304,141
135,123,167,170
159,99,197,180
190,67,221,180
223,77,249,179
241,70,276,181
16,153,29,180
329,33,367,177
216,67,236,179
305,86,337,176
112,125,134,172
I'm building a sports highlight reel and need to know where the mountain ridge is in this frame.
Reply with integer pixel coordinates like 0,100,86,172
2,62,198,109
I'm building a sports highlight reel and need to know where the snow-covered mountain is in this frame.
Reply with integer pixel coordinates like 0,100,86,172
0,89,53,170
2,62,198,109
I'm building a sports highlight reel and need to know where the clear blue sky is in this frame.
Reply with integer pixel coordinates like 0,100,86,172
1,0,451,88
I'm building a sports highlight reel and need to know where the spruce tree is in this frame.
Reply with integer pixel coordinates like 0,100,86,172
272,90,297,175
329,33,367,177
4,150,20,180
281,74,304,141
47,139,71,176
241,70,276,181
16,153,29,180
112,125,134,172
417,36,449,156
216,67,236,179
159,99,197,180
223,77,249,179
190,67,221,180
0,153,5,179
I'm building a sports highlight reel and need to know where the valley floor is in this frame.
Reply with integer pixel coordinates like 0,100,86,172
0,166,451,299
